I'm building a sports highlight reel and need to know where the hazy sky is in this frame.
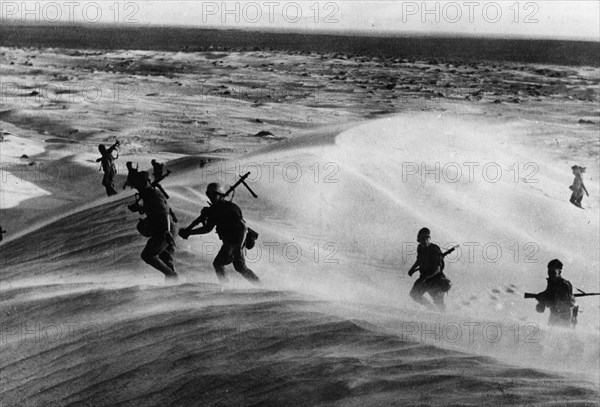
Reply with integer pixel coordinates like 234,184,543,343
3,1,599,40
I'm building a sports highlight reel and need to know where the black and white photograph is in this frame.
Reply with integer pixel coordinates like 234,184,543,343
0,1,598,405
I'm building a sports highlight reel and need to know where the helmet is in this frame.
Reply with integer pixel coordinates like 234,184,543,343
547,259,563,270
131,171,151,188
206,182,227,196
417,227,431,238
98,144,106,154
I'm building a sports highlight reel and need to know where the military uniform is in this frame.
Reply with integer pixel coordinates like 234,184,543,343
138,187,176,277
537,276,575,327
202,200,259,283
410,243,446,311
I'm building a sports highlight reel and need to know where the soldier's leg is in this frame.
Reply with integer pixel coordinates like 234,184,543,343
571,190,583,207
213,243,234,283
570,191,577,204
429,290,446,312
101,172,117,196
141,235,177,277
427,277,447,312
232,245,259,283
158,239,175,272
410,278,434,309
575,190,584,206
106,170,118,196
549,311,573,327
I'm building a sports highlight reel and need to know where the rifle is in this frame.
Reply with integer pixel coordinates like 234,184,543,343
442,245,459,257
184,172,258,232
409,245,459,275
524,289,598,329
226,172,258,198
524,290,600,299
152,169,172,200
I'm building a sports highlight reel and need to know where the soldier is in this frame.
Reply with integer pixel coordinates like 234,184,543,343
569,165,589,208
535,259,576,327
151,159,165,182
128,170,178,281
96,140,119,197
179,182,259,284
122,161,138,190
407,227,448,312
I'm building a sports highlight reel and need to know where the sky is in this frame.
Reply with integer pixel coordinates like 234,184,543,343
1,1,599,40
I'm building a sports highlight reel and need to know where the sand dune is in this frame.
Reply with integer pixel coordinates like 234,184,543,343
1,114,599,405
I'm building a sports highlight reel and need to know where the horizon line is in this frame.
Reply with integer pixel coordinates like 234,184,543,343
2,20,599,43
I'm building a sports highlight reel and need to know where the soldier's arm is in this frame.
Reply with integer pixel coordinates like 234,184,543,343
187,222,215,235
107,141,119,157
188,207,215,235
408,245,424,276
535,289,552,307
408,256,421,276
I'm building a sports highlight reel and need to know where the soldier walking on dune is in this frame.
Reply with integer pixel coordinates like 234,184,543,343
128,170,178,281
96,139,120,197
534,259,576,327
407,228,451,312
569,165,589,208
179,182,259,284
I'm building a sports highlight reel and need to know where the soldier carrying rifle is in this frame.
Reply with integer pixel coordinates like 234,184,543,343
179,173,259,285
407,228,455,312
126,165,178,282
151,159,167,182
524,259,599,328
